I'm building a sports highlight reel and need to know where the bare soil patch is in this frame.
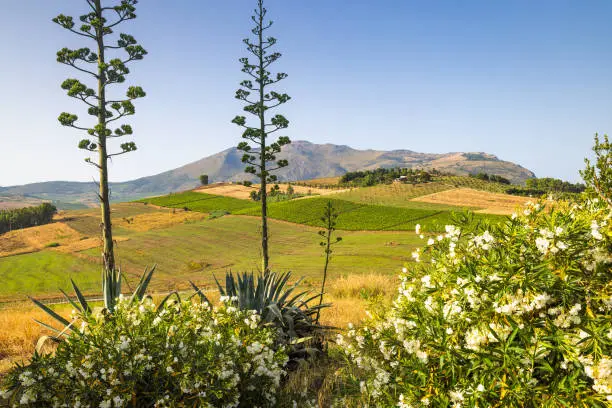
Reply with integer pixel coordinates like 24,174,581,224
412,187,530,215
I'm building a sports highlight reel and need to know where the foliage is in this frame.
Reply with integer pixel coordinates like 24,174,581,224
0,203,57,235
232,0,291,271
29,266,155,338
470,172,511,184
1,298,288,407
463,153,498,161
199,174,209,185
212,271,327,354
53,0,147,273
582,133,612,206
316,201,342,325
340,167,435,187
525,177,585,193
336,200,612,407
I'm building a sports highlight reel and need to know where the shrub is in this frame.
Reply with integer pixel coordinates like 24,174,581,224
213,271,328,360
2,298,288,407
336,200,612,406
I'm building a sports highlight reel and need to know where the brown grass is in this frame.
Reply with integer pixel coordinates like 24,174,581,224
0,223,82,257
114,211,207,232
0,303,72,375
328,274,398,300
413,187,530,215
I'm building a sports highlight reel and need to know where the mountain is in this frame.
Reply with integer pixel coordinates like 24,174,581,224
0,141,535,207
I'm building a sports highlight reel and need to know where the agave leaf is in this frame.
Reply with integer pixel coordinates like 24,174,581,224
281,289,311,307
213,274,226,296
29,297,71,328
32,319,64,336
157,291,182,312
188,281,211,305
70,279,91,314
56,319,77,338
264,303,283,323
59,288,83,314
131,265,156,303
288,336,313,345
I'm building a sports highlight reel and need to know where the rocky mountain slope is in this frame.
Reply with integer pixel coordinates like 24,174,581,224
0,141,535,206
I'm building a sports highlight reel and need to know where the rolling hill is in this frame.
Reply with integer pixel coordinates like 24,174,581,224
0,141,535,206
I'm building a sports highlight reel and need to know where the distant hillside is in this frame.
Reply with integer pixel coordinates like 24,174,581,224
0,141,535,206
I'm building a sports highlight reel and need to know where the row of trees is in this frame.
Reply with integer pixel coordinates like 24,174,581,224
0,203,57,234
469,172,511,184
340,167,436,186
525,177,586,193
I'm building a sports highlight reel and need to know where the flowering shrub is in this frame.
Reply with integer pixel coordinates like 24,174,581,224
337,200,612,407
1,297,288,407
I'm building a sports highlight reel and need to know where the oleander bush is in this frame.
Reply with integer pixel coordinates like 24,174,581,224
1,297,288,407
336,200,612,407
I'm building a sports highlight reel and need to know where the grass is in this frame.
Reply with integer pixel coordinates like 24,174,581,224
0,251,101,302
78,215,422,293
0,208,423,302
137,191,257,213
236,197,505,231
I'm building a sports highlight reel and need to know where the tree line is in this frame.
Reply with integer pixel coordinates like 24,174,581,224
525,177,585,193
0,203,57,234
340,167,437,186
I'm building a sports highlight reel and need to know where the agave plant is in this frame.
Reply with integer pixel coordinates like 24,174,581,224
207,271,330,352
30,265,157,339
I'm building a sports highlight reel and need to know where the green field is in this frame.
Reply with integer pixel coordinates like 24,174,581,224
239,197,504,231
141,191,505,232
0,209,425,302
0,251,101,302
0,183,510,302
138,192,257,213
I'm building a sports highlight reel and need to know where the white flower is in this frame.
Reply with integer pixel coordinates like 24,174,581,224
415,224,421,235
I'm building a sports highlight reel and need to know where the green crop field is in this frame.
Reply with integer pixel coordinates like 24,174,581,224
438,176,510,193
138,191,257,213
0,251,101,302
236,197,505,231
0,213,424,303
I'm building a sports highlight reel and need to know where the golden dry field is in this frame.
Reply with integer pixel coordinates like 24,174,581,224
412,187,531,215
0,273,395,377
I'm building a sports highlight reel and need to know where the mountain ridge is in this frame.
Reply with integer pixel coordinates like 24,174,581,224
0,140,535,206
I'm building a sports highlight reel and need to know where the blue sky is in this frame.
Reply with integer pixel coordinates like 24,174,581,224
1,0,611,186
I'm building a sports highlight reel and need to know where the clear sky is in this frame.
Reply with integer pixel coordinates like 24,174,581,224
1,0,611,186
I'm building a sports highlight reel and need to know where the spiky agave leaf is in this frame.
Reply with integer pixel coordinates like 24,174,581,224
214,270,330,358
